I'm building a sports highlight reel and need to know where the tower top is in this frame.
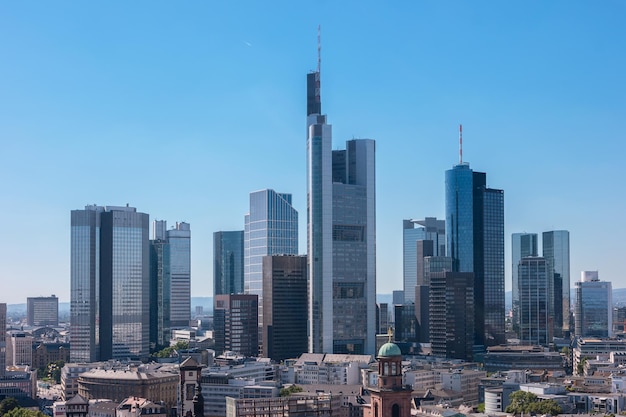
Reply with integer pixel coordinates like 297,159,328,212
459,124,463,165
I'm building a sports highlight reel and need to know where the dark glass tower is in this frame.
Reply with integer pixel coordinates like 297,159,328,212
213,231,244,297
445,162,504,349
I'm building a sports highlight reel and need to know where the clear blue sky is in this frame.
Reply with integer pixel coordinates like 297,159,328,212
1,1,624,304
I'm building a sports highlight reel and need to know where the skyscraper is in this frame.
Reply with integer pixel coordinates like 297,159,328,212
244,189,298,335
213,231,244,297
445,155,505,348
511,233,538,334
518,257,552,346
150,225,170,351
575,271,612,338
213,294,258,357
70,205,150,362
543,230,570,337
27,295,59,326
307,51,376,355
402,218,445,303
261,255,307,361
167,222,191,328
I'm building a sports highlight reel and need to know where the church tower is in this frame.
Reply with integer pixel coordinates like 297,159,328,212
366,334,412,417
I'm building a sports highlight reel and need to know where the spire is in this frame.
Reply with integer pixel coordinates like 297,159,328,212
317,24,321,74
306,26,322,116
459,124,463,165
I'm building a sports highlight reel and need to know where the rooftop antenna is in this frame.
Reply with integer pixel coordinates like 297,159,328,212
317,25,321,74
459,124,463,165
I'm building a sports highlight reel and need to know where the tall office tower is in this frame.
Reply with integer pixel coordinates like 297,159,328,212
445,154,505,348
394,304,416,343
261,255,307,361
378,303,390,334
213,231,244,297
213,294,258,357
511,233,538,334
70,205,150,362
402,218,445,303
0,303,5,377
150,226,170,351
27,295,59,326
6,331,33,366
575,271,612,338
518,257,552,347
244,189,298,330
543,230,570,338
167,222,191,328
429,271,474,361
306,53,376,355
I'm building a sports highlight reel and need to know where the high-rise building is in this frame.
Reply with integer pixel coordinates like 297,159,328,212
27,295,59,326
6,331,33,366
261,255,307,361
244,189,298,332
445,156,505,348
150,228,170,351
518,257,552,346
511,233,538,334
166,222,191,328
213,294,258,357
213,231,244,297
429,271,475,361
575,271,612,338
0,303,6,376
70,205,150,362
543,230,570,338
402,218,445,303
306,55,376,355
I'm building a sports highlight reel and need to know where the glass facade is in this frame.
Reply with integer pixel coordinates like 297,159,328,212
511,233,538,334
518,257,551,346
213,231,244,297
70,205,150,362
167,222,191,328
150,238,170,350
483,188,505,346
575,272,612,337
445,164,474,273
543,230,570,337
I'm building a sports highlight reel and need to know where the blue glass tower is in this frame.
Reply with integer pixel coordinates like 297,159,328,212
213,231,244,297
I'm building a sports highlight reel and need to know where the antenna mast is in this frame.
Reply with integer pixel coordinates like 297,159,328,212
459,124,463,165
317,25,321,73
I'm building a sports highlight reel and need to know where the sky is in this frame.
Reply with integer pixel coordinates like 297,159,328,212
0,1,624,304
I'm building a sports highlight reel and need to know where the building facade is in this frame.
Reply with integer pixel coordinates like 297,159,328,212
213,231,244,297
27,296,59,327
511,233,538,334
70,205,150,362
213,294,259,357
518,257,552,346
543,230,570,337
306,63,376,354
575,271,612,338
445,161,504,348
262,255,308,362
0,304,6,377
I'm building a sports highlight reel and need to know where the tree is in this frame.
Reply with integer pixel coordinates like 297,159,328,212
0,397,19,416
152,341,190,358
4,408,48,417
476,403,485,413
280,385,303,397
505,391,562,416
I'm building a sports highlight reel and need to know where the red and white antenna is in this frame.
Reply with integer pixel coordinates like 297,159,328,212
459,124,463,165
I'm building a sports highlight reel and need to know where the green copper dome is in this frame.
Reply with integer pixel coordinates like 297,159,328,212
378,342,401,358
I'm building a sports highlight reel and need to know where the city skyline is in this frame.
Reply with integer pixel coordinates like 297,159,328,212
1,1,625,304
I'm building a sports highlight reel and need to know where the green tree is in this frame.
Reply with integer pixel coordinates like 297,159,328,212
280,385,303,397
152,341,190,358
4,408,48,417
476,403,485,413
505,391,562,416
0,397,19,416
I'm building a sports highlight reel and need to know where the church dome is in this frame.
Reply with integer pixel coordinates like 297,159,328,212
377,341,401,358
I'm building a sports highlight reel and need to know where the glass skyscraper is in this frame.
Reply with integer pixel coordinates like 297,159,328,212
71,205,150,362
445,162,505,348
543,230,570,337
511,233,539,334
244,189,298,331
518,256,552,346
575,271,612,338
213,231,244,297
307,60,376,355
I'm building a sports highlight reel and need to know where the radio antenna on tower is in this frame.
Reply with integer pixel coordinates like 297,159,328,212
317,25,321,73
459,124,463,165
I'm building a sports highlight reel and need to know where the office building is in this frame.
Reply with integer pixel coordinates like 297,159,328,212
70,205,150,362
150,231,170,351
307,55,376,354
445,155,505,348
518,257,552,346
6,331,33,366
27,296,59,327
153,221,191,328
543,230,570,337
575,271,612,338
402,218,445,303
213,231,244,297
511,233,538,334
261,255,307,361
213,294,258,357
378,303,390,335
244,189,298,333
429,271,475,361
